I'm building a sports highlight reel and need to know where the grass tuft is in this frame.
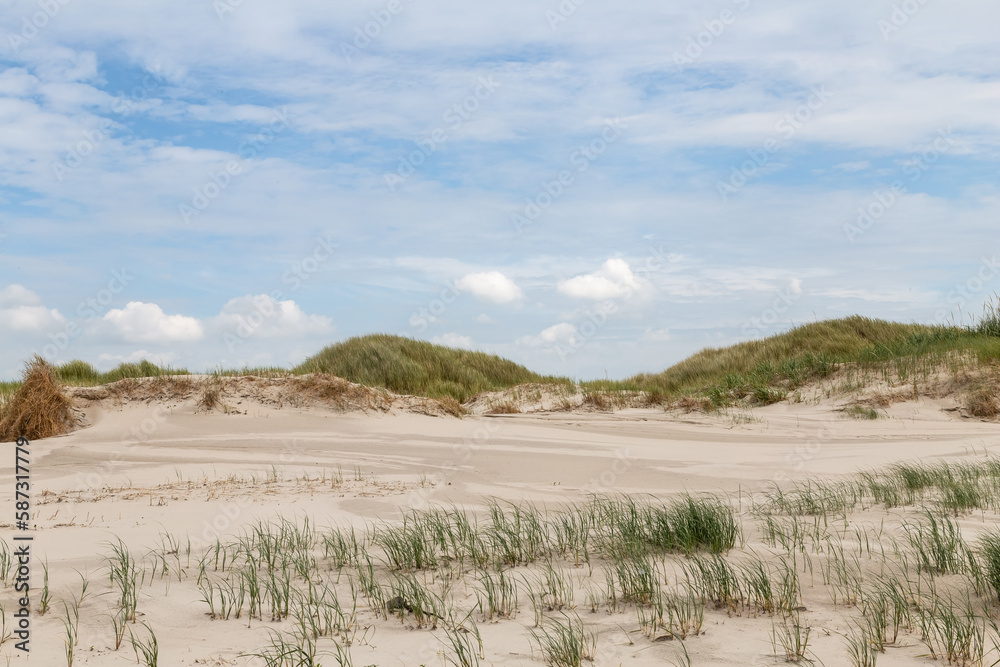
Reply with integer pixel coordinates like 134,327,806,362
844,405,880,420
531,615,596,667
980,530,1000,603
0,356,75,442
966,385,999,418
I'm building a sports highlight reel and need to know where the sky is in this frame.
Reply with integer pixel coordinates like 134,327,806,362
1,0,998,381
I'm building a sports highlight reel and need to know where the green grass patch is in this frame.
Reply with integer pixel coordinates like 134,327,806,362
618,313,1000,407
980,530,1000,603
293,334,570,402
530,615,596,667
209,366,292,379
53,359,190,386
0,381,19,415
844,405,879,420
592,494,738,557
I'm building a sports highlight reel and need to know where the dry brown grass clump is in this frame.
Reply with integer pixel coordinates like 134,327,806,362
582,390,649,411
583,391,629,411
487,400,522,415
72,375,197,405
868,390,898,408
674,394,714,413
0,357,76,442
290,373,389,411
198,381,229,413
436,396,465,417
967,385,1000,418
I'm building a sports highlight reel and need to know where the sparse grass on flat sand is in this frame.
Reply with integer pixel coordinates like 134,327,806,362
22,457,1000,665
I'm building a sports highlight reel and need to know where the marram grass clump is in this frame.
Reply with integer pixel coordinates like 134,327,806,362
54,358,190,386
0,356,75,442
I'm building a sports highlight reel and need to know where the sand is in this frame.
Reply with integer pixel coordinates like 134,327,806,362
1,390,998,665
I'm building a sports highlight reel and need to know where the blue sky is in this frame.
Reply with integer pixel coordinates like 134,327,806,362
1,0,998,381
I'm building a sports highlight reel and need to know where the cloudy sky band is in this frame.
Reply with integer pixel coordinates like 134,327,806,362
0,0,997,378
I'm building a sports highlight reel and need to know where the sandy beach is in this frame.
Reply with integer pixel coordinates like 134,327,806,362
3,389,997,666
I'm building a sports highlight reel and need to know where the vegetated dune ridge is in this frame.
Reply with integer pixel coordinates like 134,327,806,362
14,313,1000,421
54,354,999,425
293,333,566,403
4,315,999,429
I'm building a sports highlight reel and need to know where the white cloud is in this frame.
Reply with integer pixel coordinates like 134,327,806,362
0,285,64,331
0,290,336,377
0,284,42,307
558,259,642,300
431,333,475,349
539,323,578,343
0,306,65,331
102,302,203,343
456,271,523,304
97,350,177,367
213,295,333,338
789,278,803,295
475,313,494,324
518,322,579,348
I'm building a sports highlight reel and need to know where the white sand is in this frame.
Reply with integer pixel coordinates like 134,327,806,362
2,393,997,665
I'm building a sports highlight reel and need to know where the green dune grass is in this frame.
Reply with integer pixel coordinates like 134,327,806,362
292,334,569,401
621,315,1000,405
51,359,192,386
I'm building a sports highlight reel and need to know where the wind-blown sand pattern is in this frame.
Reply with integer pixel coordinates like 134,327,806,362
3,385,1000,666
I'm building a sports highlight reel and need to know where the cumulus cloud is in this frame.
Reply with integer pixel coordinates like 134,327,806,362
0,290,336,377
518,322,579,347
0,306,65,331
558,259,642,300
456,271,523,304
102,302,203,343
0,285,42,307
0,284,64,331
213,295,333,338
431,333,475,349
